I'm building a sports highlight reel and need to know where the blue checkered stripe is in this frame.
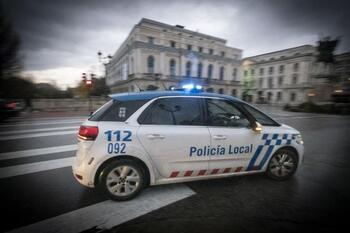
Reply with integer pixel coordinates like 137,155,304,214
246,133,296,171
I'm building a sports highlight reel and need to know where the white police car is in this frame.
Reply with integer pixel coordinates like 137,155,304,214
73,91,304,201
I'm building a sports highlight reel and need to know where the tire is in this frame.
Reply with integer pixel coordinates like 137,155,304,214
98,159,145,201
266,149,298,181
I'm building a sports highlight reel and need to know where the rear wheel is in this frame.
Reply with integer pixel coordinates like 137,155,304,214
266,149,298,181
98,159,145,201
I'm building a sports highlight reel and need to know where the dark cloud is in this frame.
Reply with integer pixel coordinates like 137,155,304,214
0,0,349,85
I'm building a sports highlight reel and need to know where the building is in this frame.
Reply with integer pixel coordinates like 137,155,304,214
334,52,350,87
105,18,242,96
242,45,333,105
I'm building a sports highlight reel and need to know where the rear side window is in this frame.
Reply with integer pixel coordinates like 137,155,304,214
242,104,280,126
90,100,147,122
88,100,113,121
139,97,204,125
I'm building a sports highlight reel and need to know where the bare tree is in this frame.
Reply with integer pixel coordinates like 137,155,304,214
0,4,21,79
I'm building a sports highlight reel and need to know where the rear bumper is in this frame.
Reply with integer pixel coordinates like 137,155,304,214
72,148,96,188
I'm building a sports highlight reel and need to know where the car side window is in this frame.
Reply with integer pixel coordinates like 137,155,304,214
98,100,147,122
139,97,204,125
242,103,279,126
206,98,250,128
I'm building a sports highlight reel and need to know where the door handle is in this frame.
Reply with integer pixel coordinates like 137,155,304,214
147,134,165,139
213,135,227,140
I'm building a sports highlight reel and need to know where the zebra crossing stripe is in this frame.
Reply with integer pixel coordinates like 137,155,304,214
7,184,195,233
0,145,77,161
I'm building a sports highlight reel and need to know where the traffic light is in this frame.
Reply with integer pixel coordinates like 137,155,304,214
82,73,86,82
86,79,92,86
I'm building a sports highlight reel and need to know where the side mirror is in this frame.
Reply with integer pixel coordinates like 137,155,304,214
252,121,263,133
89,111,94,116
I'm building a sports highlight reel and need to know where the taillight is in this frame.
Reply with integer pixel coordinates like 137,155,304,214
78,126,99,140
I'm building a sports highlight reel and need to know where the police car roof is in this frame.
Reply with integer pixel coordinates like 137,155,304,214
109,91,242,102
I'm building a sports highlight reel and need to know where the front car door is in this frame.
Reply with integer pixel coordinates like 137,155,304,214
205,98,262,173
137,96,210,179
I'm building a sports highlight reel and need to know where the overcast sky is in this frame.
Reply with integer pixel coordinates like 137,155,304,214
1,0,349,89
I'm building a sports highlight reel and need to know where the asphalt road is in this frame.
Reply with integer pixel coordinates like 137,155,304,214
0,109,349,233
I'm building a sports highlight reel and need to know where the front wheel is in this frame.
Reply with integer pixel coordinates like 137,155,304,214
266,149,298,181
98,159,145,201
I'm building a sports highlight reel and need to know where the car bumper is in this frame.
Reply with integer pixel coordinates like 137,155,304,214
72,142,96,188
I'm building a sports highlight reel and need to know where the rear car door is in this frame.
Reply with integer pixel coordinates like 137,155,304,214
137,97,210,179
205,98,262,173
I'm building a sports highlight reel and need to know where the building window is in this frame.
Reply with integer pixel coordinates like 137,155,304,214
232,89,237,96
290,92,296,101
251,69,255,76
268,77,273,88
186,61,192,77
208,64,213,79
148,36,154,44
221,51,225,57
293,63,299,72
187,45,192,51
198,47,203,53
206,87,214,93
232,68,237,80
278,76,283,86
147,55,155,73
259,78,263,87
292,74,298,84
219,66,224,80
169,59,176,76
218,88,224,94
209,49,214,55
268,66,274,75
197,63,203,78
244,70,248,77
277,92,282,101
170,41,176,48
259,68,264,76
279,65,284,74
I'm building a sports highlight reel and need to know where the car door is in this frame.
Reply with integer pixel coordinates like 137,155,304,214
205,98,262,173
137,96,210,179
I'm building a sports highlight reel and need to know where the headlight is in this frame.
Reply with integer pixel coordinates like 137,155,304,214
295,134,304,145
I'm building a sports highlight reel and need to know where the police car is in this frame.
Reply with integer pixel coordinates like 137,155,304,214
73,89,304,201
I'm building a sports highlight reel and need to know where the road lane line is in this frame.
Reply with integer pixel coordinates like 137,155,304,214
0,126,79,135
0,130,77,141
0,120,83,128
0,145,77,160
0,157,74,179
7,184,195,233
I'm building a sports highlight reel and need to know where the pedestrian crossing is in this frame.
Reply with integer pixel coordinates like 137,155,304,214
0,116,195,233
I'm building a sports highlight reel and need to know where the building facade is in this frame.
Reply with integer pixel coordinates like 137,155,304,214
242,45,333,105
105,18,242,96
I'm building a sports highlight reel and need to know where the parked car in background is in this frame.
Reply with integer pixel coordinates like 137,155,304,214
0,99,21,121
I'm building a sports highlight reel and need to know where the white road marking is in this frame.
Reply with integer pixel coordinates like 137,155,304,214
0,120,83,128
7,184,195,233
0,145,77,160
0,157,74,179
0,130,77,141
0,126,79,135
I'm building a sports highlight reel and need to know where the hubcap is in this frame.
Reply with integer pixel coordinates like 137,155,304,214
106,165,140,196
269,153,295,177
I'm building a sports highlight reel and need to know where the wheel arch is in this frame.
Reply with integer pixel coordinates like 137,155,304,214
265,145,300,170
94,155,151,187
